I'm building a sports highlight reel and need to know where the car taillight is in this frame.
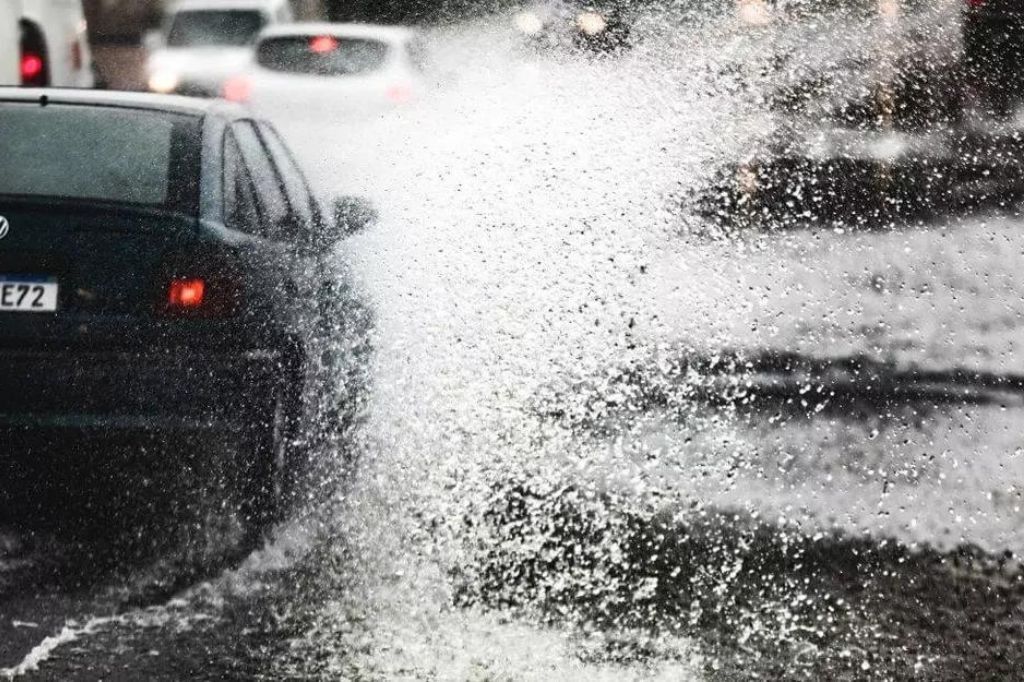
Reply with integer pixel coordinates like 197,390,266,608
19,23,49,87
20,53,46,85
222,76,251,103
967,0,986,7
386,83,413,104
160,272,240,318
309,35,339,53
168,278,206,309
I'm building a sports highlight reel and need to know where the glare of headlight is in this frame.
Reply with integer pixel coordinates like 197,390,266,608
148,70,180,94
576,11,608,35
878,0,900,20
514,11,544,35
736,164,759,196
736,0,772,26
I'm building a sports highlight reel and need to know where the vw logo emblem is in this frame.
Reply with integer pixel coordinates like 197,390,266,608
0,216,8,240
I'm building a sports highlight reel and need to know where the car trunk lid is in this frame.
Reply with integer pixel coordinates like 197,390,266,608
0,200,198,347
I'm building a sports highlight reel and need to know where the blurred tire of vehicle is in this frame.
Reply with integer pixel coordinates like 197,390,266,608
144,0,292,97
223,23,425,121
0,0,94,87
0,88,374,540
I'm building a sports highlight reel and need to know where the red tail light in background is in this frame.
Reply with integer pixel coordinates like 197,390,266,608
309,35,339,53
967,0,986,7
19,22,49,87
386,83,413,104
168,278,206,310
222,76,251,103
20,54,44,83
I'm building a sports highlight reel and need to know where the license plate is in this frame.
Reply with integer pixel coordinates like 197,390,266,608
0,277,58,313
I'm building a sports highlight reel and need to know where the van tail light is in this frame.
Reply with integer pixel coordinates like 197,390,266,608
386,83,413,104
222,76,251,103
20,54,44,83
19,23,49,86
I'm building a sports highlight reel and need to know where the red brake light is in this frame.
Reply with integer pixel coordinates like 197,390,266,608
309,35,339,53
168,278,206,309
222,76,251,103
20,54,44,82
160,253,241,318
967,0,986,6
386,83,413,104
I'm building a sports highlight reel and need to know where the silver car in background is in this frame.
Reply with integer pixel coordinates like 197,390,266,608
222,23,425,121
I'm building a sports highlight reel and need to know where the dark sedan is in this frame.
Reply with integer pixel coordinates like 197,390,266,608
963,0,1024,115
0,89,371,538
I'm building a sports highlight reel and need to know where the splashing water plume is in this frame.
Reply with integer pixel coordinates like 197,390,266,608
264,12,771,677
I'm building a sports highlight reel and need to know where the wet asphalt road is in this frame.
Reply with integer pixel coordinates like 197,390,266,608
5,370,1024,680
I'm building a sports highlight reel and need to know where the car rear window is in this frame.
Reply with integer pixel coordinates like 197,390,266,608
0,102,201,213
167,9,266,48
256,36,391,75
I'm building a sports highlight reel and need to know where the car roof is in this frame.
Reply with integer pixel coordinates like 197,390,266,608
169,0,287,13
0,88,247,119
258,22,416,43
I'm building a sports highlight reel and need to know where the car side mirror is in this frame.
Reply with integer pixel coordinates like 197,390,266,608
143,29,164,53
332,196,377,238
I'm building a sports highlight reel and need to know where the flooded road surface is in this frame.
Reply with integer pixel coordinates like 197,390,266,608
6,4,1024,680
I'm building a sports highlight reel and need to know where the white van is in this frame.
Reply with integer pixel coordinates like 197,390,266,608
1,0,94,87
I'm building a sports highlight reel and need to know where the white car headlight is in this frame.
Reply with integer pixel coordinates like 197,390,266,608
148,69,180,94
576,11,608,35
514,11,544,35
736,0,772,26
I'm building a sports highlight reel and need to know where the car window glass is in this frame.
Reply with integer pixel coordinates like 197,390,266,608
232,121,293,240
259,124,315,229
222,130,262,232
256,36,390,75
0,103,200,213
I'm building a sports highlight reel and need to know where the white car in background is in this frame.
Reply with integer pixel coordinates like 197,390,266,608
1,0,94,87
223,23,425,121
144,0,292,97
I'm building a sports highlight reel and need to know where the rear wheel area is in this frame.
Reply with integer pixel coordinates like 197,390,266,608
237,369,305,544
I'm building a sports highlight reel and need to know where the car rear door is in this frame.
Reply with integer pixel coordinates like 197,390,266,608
218,118,322,355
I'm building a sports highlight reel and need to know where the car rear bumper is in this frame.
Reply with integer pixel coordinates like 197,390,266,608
0,348,283,436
